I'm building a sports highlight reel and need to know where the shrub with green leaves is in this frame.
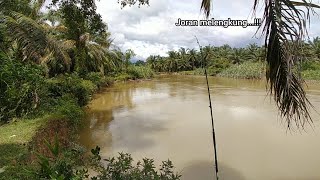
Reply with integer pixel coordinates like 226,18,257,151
33,140,181,180
127,66,155,79
114,73,135,81
301,60,320,71
0,56,46,122
54,95,85,126
218,61,265,79
91,148,181,180
46,73,97,106
302,70,320,80
34,136,89,180
83,72,114,88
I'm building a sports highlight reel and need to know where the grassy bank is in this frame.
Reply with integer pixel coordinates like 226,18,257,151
0,65,155,179
217,62,265,79
175,61,320,81
175,62,265,79
0,116,72,179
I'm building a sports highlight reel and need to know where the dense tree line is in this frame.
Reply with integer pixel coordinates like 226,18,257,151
0,0,137,77
146,39,320,74
0,0,154,123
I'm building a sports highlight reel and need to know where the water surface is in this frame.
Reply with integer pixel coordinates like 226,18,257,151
79,75,320,180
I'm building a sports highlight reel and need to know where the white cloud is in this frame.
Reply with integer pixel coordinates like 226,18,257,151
96,0,320,60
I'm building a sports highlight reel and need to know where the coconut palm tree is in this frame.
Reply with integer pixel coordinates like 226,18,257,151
2,12,71,69
228,48,246,64
188,49,198,70
200,0,320,128
308,37,320,60
146,55,157,70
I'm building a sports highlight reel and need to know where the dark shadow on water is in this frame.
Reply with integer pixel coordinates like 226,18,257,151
109,110,168,152
181,161,246,180
79,107,169,152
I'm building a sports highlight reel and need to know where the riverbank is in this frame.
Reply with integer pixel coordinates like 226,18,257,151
173,61,320,81
77,75,320,180
0,66,155,179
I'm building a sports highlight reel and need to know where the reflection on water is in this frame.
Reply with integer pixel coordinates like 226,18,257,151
79,75,320,180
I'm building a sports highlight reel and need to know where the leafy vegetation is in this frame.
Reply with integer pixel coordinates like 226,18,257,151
1,0,320,179
0,1,159,179
30,140,180,180
218,62,265,79
0,56,46,122
145,40,320,82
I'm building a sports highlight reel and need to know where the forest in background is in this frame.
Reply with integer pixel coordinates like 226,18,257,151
1,0,320,179
0,1,171,179
144,40,320,79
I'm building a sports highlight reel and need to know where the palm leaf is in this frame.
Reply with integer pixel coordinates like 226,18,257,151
253,0,318,129
200,0,211,18
200,0,319,128
3,12,71,67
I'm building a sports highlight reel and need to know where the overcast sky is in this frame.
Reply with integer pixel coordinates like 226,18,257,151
94,0,320,60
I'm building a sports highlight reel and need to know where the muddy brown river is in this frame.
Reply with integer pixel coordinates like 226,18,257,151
79,75,320,180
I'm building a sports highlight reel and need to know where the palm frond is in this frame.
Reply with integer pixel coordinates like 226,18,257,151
3,12,71,67
200,0,211,18
4,12,48,62
253,0,318,129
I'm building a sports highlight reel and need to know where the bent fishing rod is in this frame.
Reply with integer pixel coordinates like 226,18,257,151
195,36,219,180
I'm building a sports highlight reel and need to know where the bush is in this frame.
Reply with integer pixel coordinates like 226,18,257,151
83,72,114,88
218,61,265,79
33,140,181,180
54,95,84,126
34,136,88,180
301,60,320,71
46,73,97,106
114,73,135,81
91,147,181,180
302,70,320,80
127,66,155,79
0,57,46,122
208,57,232,75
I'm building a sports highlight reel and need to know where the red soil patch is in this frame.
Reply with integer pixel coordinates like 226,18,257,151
28,117,72,162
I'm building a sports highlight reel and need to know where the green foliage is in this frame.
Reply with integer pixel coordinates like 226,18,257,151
114,73,135,81
34,136,88,180
218,62,265,79
54,95,85,126
0,57,46,122
301,60,320,71
208,57,232,75
114,66,154,81
91,147,181,180
84,72,114,88
51,0,107,35
0,0,33,16
46,73,97,106
302,70,320,80
135,60,146,66
33,140,181,180
127,66,154,79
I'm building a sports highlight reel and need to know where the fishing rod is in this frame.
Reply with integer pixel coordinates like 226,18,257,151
195,36,219,180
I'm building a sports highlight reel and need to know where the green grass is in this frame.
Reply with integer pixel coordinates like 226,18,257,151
0,116,49,145
177,68,219,76
114,66,155,81
302,70,320,80
218,62,265,79
0,115,51,178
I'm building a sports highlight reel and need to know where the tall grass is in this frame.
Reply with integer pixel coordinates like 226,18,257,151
301,61,320,80
115,66,155,81
218,62,265,79
302,70,320,80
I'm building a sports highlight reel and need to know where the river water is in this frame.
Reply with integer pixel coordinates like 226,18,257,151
79,75,320,180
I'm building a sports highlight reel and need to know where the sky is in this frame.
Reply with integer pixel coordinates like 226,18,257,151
48,0,320,61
